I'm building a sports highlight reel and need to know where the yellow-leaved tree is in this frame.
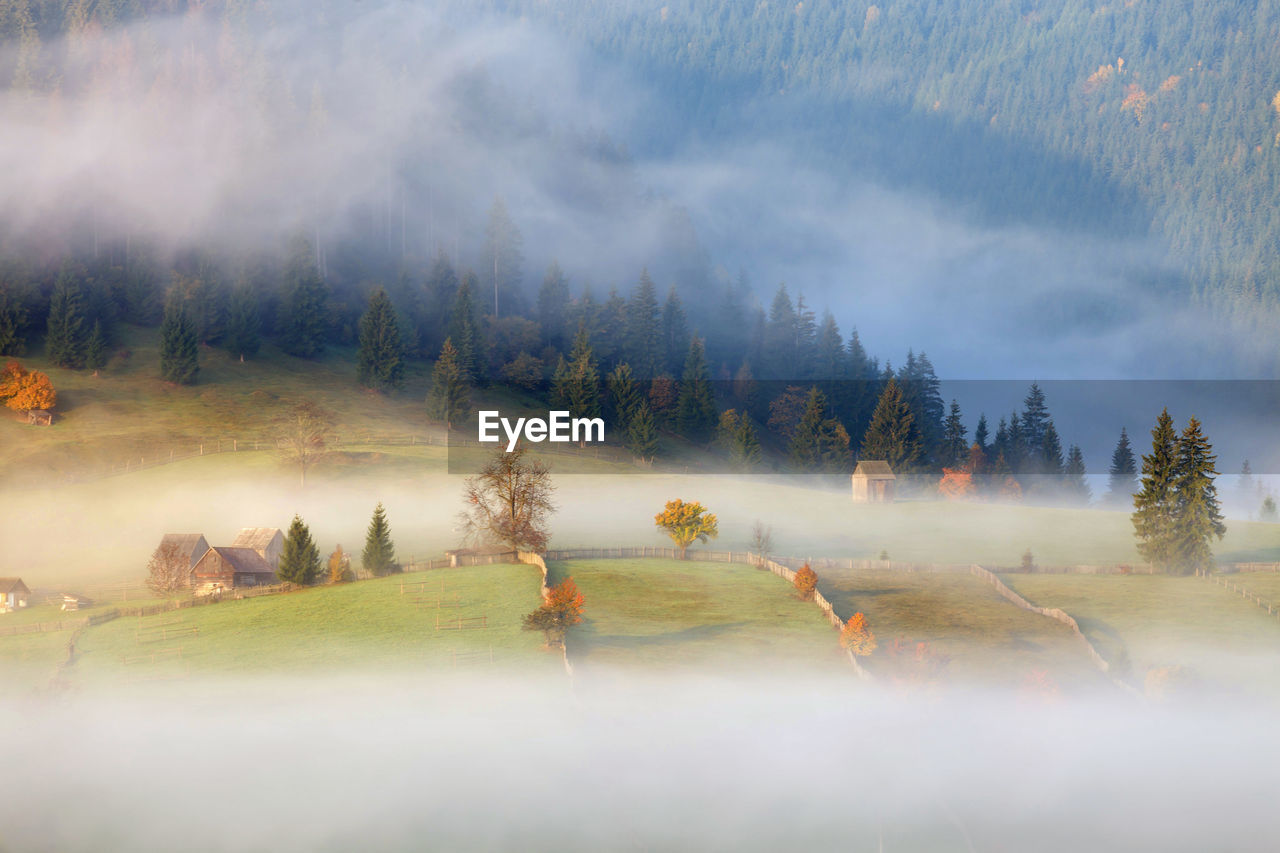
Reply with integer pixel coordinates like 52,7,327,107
0,361,56,412
840,612,877,657
654,499,718,559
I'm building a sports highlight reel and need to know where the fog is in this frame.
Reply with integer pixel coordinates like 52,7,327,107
1,676,1277,851
0,1,1262,378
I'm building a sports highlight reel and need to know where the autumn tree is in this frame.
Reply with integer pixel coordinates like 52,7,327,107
793,564,818,601
362,502,400,577
522,577,585,647
459,445,557,552
277,515,322,585
938,468,976,500
276,400,334,487
840,612,877,657
0,362,56,413
145,541,190,597
328,545,354,584
654,499,719,559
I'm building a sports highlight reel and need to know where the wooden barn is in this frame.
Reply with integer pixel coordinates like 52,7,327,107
231,528,284,571
851,461,896,503
190,547,277,595
157,534,211,576
0,578,30,612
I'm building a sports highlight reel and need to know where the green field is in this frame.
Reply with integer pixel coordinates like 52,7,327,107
817,569,1108,692
0,563,561,694
1000,573,1280,696
545,558,848,675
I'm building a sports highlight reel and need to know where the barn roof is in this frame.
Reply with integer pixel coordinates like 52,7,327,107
852,461,896,479
160,534,209,558
0,578,29,594
232,528,283,551
201,547,276,576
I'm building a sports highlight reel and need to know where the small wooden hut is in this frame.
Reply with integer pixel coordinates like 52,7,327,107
851,461,896,503
190,547,277,595
0,578,31,612
26,410,53,426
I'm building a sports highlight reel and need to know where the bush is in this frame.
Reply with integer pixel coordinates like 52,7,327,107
793,564,818,601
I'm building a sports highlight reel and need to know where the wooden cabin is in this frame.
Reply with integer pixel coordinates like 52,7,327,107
0,578,30,612
851,461,897,503
231,528,284,571
190,547,277,595
156,534,211,587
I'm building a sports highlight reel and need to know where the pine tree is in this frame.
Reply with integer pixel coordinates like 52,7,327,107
860,379,924,473
974,414,989,455
606,362,641,433
660,286,690,375
676,336,717,443
763,284,797,379
731,415,763,471
278,235,329,358
159,297,199,385
484,197,524,317
0,284,27,356
357,286,406,391
793,293,818,378
1132,409,1180,570
940,400,967,468
1040,421,1065,487
1107,428,1138,506
1063,445,1091,505
564,326,601,424
277,515,321,586
224,283,261,361
626,400,659,463
537,261,571,353
1021,383,1052,451
815,311,845,379
1237,460,1256,514
449,274,482,381
1169,418,1225,574
362,502,400,577
85,320,107,374
789,387,850,472
46,272,88,369
426,338,470,430
626,269,662,376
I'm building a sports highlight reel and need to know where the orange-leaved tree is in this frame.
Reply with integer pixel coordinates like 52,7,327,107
937,467,976,501
654,499,719,559
523,577,585,647
840,612,877,657
0,361,56,412
793,564,818,601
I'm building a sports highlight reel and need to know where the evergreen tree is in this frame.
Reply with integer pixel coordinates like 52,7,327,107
1132,409,1181,570
860,378,924,473
815,311,845,379
763,284,797,379
1041,421,1065,476
1169,418,1226,574
974,414,990,455
278,235,329,358
793,293,818,378
940,400,967,469
1260,495,1278,522
362,502,400,577
625,269,662,376
596,287,628,368
483,196,524,317
1021,383,1052,453
676,336,717,443
537,261,571,353
789,387,850,472
606,362,641,433
1005,411,1027,475
564,326,601,423
0,284,27,356
224,283,261,361
159,296,199,385
426,338,470,430
449,273,482,382
424,252,460,354
1237,460,1256,514
85,320,106,374
626,400,659,463
277,514,321,586
660,286,690,375
897,351,945,460
1106,428,1138,506
46,272,88,369
356,286,406,391
731,414,763,471
1063,445,1091,505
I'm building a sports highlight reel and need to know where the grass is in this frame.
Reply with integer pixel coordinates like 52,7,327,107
545,558,849,675
63,563,562,688
999,573,1280,696
817,569,1108,692
0,629,71,694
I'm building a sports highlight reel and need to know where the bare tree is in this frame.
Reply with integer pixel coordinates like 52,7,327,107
146,542,189,597
276,400,334,487
459,445,556,552
750,519,774,562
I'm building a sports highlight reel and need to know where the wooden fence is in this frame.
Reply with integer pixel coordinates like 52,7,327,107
1198,571,1280,619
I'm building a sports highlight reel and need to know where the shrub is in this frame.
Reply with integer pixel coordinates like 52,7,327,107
793,564,818,601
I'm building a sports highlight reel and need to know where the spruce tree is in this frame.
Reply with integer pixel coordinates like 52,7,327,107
1107,428,1138,506
940,400,967,468
626,269,662,376
85,320,107,374
277,514,321,586
1040,421,1065,492
793,294,818,378
789,387,849,472
1063,445,1091,505
763,284,797,379
225,283,261,361
159,297,199,385
606,362,641,433
626,400,659,463
676,336,716,443
815,311,845,379
278,235,329,358
1131,409,1180,570
0,284,27,356
357,286,406,391
1169,418,1225,574
565,326,601,423
449,274,482,381
974,414,989,455
537,261,571,353
46,272,88,369
660,286,690,375
1237,460,1256,513
859,378,924,473
732,415,763,471
484,196,524,317
426,338,470,430
1021,383,1052,450
362,502,400,577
